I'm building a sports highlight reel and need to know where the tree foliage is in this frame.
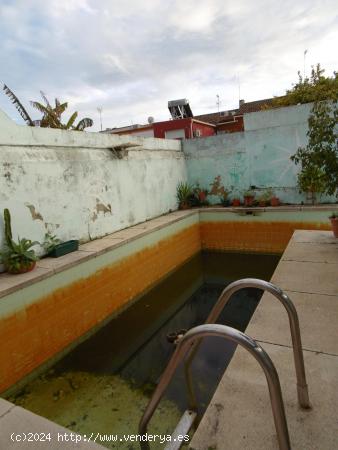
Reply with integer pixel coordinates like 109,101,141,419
31,92,93,130
2,85,93,131
273,64,338,107
3,84,34,126
291,100,338,198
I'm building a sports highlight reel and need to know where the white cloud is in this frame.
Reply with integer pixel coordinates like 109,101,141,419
0,0,336,130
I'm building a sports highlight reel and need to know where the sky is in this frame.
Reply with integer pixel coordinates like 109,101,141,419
0,0,337,131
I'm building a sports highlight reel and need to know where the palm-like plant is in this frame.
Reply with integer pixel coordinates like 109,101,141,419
3,85,93,131
3,84,34,126
31,92,93,130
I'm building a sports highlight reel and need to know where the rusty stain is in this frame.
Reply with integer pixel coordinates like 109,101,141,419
25,204,44,221
95,198,112,215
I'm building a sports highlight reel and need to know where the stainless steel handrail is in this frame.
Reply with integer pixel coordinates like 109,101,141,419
139,324,291,450
205,278,310,408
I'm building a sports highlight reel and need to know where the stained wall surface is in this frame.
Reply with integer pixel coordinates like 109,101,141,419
0,109,186,251
184,103,335,204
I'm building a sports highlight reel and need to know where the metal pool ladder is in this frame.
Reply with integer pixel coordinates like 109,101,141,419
139,278,311,450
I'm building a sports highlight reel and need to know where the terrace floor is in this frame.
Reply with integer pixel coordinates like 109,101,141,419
190,230,338,450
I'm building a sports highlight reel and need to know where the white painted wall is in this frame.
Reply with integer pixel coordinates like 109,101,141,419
129,129,154,138
0,110,186,252
165,129,185,139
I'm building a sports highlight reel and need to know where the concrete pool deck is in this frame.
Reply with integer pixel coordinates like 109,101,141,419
190,230,338,450
0,398,104,449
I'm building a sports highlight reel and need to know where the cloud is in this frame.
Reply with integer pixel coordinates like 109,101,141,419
0,0,337,130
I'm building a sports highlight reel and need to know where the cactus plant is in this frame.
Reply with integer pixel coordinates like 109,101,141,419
0,209,39,274
4,208,13,247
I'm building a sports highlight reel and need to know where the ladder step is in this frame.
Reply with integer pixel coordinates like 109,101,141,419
164,410,197,450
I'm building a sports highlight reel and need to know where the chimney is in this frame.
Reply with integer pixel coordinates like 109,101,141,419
239,99,245,107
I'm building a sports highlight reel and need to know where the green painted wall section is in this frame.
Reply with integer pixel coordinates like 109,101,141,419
184,103,336,205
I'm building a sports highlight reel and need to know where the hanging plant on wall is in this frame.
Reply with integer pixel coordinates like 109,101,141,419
209,175,230,205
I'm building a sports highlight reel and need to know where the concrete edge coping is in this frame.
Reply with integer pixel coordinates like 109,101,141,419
0,209,198,300
199,204,338,213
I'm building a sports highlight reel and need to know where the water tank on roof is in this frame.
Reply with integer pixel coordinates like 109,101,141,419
168,99,193,120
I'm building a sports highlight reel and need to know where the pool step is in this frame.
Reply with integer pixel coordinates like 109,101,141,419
164,410,197,450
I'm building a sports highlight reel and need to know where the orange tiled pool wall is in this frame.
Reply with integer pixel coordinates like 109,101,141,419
0,218,201,394
0,208,334,394
201,221,330,253
200,209,331,253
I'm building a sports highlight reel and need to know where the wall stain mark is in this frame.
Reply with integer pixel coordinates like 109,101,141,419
95,198,112,215
25,204,44,221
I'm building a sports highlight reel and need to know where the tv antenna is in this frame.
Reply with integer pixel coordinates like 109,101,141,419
97,107,103,131
303,49,308,79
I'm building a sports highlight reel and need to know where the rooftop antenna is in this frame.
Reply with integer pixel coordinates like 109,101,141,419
216,94,220,113
303,49,308,79
97,107,103,131
238,75,241,104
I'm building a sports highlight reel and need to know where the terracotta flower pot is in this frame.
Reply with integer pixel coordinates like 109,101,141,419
179,201,190,210
198,192,207,202
232,199,241,207
244,195,254,207
259,201,266,207
270,196,280,207
330,218,338,238
6,260,36,274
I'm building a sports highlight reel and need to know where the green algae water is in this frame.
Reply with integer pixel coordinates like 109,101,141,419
8,251,279,449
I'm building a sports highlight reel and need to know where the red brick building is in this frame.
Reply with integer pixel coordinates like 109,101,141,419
105,117,215,139
195,98,274,133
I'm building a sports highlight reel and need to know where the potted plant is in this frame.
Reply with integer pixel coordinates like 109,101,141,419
243,189,255,207
176,182,193,210
42,232,79,258
329,213,338,238
270,195,280,207
0,209,39,274
232,197,241,207
257,188,273,207
220,191,230,207
193,184,209,206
